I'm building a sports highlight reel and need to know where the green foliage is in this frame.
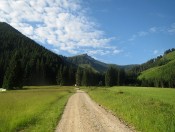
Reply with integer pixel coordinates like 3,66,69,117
0,22,76,87
105,66,126,86
76,67,82,86
82,69,88,86
129,49,175,75
105,67,116,86
68,54,136,74
81,68,101,86
75,66,104,86
56,65,76,86
86,86,175,132
164,48,175,55
1,22,175,88
127,49,175,88
3,51,23,89
67,54,108,73
138,56,175,88
0,86,74,132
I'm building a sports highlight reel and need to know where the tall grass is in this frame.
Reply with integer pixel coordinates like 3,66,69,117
85,86,175,132
0,86,74,132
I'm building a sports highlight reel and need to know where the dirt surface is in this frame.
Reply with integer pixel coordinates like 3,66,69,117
55,90,133,132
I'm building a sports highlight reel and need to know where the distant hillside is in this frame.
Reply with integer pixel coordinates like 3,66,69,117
109,64,138,71
1,22,174,88
67,54,108,72
67,54,136,73
0,22,76,88
138,49,175,87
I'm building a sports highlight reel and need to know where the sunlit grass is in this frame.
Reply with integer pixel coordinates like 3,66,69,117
85,86,175,132
0,86,74,132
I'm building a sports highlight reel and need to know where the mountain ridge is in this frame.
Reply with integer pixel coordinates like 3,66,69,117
137,49,175,87
67,53,138,72
0,22,76,87
1,22,175,88
67,53,108,72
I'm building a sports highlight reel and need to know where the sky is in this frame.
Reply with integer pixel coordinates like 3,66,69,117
0,0,175,65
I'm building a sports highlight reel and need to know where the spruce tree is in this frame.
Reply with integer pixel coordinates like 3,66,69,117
76,67,82,86
62,66,68,85
105,68,111,86
105,67,118,87
71,66,76,85
57,65,63,85
119,68,126,85
3,52,23,89
82,70,88,86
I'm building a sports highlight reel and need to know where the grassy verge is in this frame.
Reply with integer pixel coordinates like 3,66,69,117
84,86,175,132
0,86,74,132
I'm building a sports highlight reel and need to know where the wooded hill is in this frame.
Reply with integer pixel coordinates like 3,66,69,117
138,49,175,88
0,22,130,89
0,22,76,89
67,54,108,73
0,22,175,89
67,53,137,73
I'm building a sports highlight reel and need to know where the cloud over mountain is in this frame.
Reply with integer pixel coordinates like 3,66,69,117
0,0,118,55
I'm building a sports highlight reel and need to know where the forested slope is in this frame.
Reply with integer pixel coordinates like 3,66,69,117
0,22,76,88
1,22,174,88
138,49,175,87
67,54,108,73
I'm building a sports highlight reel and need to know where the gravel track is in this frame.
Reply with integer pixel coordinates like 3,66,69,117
55,90,133,132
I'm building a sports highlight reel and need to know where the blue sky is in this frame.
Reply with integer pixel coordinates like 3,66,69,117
0,0,175,65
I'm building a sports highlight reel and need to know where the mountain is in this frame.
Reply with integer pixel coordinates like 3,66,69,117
67,54,108,73
0,22,76,88
67,54,137,73
1,22,174,88
138,49,175,88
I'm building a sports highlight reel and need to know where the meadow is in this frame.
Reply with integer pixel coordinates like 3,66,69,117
85,86,175,132
0,86,74,132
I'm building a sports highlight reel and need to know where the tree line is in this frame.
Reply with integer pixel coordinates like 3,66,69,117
0,21,130,89
1,22,175,89
0,22,76,89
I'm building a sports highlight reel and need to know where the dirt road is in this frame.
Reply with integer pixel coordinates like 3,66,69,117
55,90,133,132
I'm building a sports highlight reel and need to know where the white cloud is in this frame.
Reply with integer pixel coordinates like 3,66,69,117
138,31,148,37
113,49,121,54
129,31,148,41
153,50,158,55
128,34,137,41
128,23,175,42
87,46,122,56
149,24,175,34
52,48,60,54
0,0,118,55
149,27,157,33
168,23,175,33
88,50,108,56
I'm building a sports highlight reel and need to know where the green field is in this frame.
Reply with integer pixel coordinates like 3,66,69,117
0,86,74,132
85,86,175,132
